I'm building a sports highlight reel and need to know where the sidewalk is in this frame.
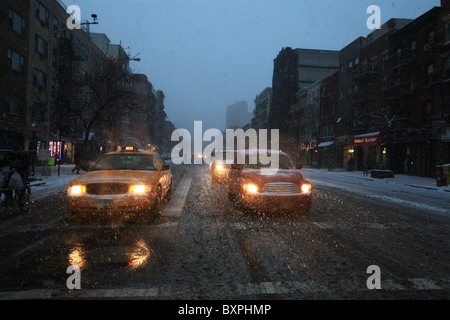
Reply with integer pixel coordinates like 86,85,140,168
29,164,80,201
302,167,450,193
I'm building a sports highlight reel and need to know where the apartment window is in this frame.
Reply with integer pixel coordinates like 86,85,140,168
354,57,359,67
6,94,23,116
425,64,434,85
423,102,432,125
348,60,353,70
72,68,87,86
382,53,388,69
35,34,48,57
7,49,24,73
32,102,45,121
320,126,334,138
33,68,47,89
36,1,49,25
428,30,435,43
8,9,26,36
53,18,59,37
53,18,59,31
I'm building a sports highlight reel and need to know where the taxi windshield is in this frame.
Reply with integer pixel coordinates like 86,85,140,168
243,154,294,170
90,154,157,171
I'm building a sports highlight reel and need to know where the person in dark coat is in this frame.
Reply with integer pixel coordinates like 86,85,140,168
72,146,84,174
347,157,354,171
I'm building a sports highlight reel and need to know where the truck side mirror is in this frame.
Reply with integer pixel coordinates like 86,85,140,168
296,163,303,169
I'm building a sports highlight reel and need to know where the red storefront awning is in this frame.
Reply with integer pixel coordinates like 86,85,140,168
353,132,380,146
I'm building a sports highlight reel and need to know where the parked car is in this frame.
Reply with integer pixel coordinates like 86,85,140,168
66,147,172,218
227,149,312,214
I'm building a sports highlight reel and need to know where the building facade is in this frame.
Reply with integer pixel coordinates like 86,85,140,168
226,100,252,129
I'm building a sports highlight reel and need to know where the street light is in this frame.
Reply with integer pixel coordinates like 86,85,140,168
42,15,98,176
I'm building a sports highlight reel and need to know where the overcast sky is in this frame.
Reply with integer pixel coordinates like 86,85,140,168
68,0,440,133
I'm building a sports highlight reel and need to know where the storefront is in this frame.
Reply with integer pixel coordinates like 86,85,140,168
336,135,353,169
353,132,383,170
317,140,335,169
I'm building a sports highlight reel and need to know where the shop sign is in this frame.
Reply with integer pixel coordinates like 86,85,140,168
353,132,380,146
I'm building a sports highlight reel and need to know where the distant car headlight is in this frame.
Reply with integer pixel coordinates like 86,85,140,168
68,185,86,195
129,184,152,193
301,183,312,193
243,183,258,193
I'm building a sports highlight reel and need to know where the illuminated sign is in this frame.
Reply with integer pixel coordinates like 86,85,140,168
353,132,380,146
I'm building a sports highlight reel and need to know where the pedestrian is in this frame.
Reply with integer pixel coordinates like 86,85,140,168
362,156,369,176
72,146,83,174
347,157,354,171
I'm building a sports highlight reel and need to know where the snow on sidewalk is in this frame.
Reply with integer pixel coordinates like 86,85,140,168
301,167,450,215
29,164,79,201
302,168,450,191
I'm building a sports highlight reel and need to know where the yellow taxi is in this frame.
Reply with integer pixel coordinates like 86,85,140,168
66,147,172,217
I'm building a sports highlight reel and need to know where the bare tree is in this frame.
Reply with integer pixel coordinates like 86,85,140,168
63,57,142,145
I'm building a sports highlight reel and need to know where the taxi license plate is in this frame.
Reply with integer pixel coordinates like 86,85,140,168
97,199,114,209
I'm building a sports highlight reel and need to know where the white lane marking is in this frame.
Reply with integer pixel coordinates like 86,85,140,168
161,172,192,218
1,278,447,299
409,278,441,290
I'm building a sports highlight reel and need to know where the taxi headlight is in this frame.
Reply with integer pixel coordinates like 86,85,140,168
129,184,152,193
68,185,86,195
301,183,312,193
243,183,258,193
215,164,223,170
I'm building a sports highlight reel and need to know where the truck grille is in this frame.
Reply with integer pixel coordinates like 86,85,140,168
86,183,129,195
262,182,299,194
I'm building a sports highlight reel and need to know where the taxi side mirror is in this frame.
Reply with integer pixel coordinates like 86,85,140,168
296,163,303,169
162,164,170,171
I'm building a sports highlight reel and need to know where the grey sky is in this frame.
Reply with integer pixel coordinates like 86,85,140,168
69,0,440,133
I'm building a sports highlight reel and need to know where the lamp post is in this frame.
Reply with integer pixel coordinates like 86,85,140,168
42,15,98,176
